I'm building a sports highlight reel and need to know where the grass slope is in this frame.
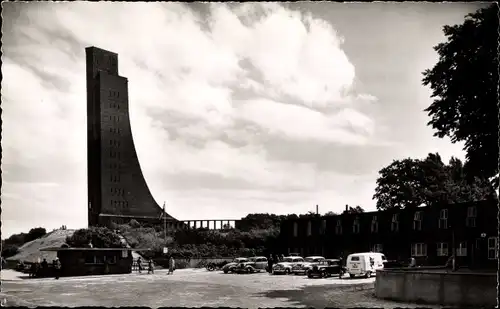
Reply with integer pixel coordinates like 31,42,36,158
5,229,75,263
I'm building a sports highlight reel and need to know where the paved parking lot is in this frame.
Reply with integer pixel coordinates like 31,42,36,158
1,269,436,308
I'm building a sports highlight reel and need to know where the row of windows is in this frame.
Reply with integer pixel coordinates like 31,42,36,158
103,115,121,122
109,127,123,134
109,90,120,99
109,139,121,147
411,237,498,259
110,187,124,196
84,255,118,265
109,173,121,183
95,56,117,68
109,150,121,159
295,206,478,237
288,238,499,260
109,162,121,170
110,200,128,208
109,101,121,110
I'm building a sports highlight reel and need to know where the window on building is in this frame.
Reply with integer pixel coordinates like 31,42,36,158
391,213,399,232
352,217,360,234
293,222,298,237
371,244,383,253
335,220,343,235
413,211,422,231
439,209,448,229
436,242,448,256
456,241,467,257
85,255,96,264
95,256,104,264
476,238,481,249
320,220,326,235
307,221,312,236
371,216,378,233
411,243,427,257
108,256,117,264
488,237,498,260
466,206,477,227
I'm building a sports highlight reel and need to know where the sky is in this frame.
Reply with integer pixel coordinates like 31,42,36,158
2,2,488,238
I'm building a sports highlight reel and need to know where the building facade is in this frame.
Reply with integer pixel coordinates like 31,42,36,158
279,200,498,268
86,46,176,227
40,247,145,277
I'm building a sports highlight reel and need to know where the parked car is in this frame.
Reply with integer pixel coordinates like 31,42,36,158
383,259,407,268
291,256,325,275
206,260,230,271
233,256,268,274
307,259,342,278
345,252,387,278
272,256,304,275
222,257,248,274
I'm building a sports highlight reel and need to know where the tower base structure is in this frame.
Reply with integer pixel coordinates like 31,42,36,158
86,46,176,228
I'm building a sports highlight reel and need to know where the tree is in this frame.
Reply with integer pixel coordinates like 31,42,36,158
66,227,125,248
373,158,426,210
324,211,338,216
26,227,47,242
1,245,20,258
343,206,365,214
299,211,321,218
422,4,499,178
373,153,495,210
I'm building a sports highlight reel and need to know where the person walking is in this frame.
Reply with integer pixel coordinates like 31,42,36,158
147,259,154,274
268,254,274,273
168,256,175,275
53,258,61,279
338,256,345,278
137,257,143,273
409,257,416,268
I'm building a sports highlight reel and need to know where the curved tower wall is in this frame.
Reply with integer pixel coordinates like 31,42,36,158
86,46,175,226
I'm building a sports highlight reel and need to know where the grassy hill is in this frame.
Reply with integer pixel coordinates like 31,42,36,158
5,229,75,263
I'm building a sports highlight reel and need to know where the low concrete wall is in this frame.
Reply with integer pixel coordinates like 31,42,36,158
375,268,497,307
157,257,234,269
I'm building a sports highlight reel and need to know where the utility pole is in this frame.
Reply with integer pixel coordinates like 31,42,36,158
316,204,319,215
162,201,167,241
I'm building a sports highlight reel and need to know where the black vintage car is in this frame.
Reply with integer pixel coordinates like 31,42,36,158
307,259,343,278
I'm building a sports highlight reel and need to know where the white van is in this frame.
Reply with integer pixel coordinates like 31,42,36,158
346,252,387,278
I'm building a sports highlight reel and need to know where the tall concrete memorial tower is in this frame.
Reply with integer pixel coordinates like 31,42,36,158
86,46,175,227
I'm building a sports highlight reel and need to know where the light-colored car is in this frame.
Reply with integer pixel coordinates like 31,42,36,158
291,256,325,275
233,256,268,274
272,256,304,275
222,257,248,274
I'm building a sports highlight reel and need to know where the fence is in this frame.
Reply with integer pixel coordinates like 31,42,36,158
132,257,235,270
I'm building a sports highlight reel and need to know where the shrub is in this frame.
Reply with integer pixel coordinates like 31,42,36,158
129,219,141,228
1,245,20,258
26,227,47,242
174,260,189,269
66,227,125,248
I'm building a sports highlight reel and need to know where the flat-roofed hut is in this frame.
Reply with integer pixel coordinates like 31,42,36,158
40,245,150,277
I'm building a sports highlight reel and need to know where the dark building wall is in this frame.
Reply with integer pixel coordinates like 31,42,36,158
86,46,175,227
58,249,133,277
279,201,498,268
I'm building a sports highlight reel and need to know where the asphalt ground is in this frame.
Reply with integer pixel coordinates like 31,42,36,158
1,269,440,308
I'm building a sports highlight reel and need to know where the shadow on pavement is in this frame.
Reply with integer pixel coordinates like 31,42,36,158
256,283,384,308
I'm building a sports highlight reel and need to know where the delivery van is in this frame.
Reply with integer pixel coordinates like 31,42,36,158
346,252,387,278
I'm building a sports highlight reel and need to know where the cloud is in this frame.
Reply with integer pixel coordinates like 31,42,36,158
1,2,467,237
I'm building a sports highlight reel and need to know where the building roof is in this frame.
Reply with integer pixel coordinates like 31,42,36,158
40,247,151,252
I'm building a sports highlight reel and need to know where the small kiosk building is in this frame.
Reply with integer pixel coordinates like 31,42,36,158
40,246,150,277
